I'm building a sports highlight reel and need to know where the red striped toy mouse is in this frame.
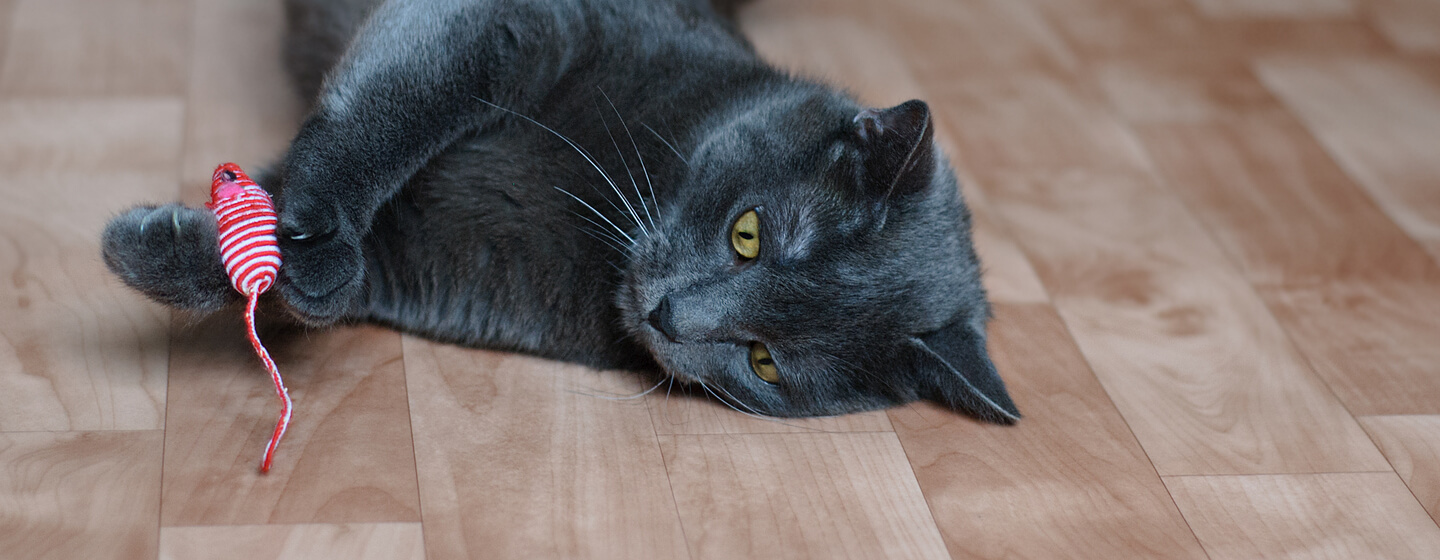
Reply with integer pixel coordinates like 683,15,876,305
206,163,291,473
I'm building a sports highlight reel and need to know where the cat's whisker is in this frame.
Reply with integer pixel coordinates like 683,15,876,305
564,192,635,247
565,209,633,252
704,382,768,417
572,223,628,256
579,181,638,233
698,382,833,432
475,97,643,235
599,89,659,233
554,187,635,244
593,101,650,237
657,114,689,165
569,375,669,401
643,123,688,167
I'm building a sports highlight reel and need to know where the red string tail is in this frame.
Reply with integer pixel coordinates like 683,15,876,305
244,281,290,473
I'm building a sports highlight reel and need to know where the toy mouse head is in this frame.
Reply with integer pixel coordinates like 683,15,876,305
210,162,260,202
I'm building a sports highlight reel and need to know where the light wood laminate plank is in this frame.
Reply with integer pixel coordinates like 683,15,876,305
1259,282,1440,416
403,337,689,560
1188,0,1355,18
890,303,1207,559
179,0,304,203
929,74,1154,176
1037,1,1389,63
0,0,14,64
1166,472,1440,559
0,431,163,560
660,432,948,560
744,0,1077,79
930,74,1388,474
1257,56,1440,264
0,99,184,176
987,168,1389,475
1359,415,1440,526
1097,57,1283,123
161,320,420,526
0,100,181,432
1365,0,1440,52
160,523,426,560
647,389,892,435
0,0,189,97
1137,113,1433,285
1139,114,1440,414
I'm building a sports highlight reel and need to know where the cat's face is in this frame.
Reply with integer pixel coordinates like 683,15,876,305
619,93,1020,422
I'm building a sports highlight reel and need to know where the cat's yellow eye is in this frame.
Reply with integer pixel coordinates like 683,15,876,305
749,342,779,384
730,209,760,259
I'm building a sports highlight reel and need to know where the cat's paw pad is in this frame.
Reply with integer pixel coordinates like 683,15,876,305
275,193,365,323
102,204,235,311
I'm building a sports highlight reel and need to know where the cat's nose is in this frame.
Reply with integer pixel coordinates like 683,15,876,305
647,297,679,342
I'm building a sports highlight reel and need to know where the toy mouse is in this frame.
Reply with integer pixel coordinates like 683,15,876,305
207,163,291,473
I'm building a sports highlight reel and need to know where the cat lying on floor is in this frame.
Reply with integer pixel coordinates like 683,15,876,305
101,0,1020,422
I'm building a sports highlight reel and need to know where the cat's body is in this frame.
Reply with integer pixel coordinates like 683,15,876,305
103,0,1021,421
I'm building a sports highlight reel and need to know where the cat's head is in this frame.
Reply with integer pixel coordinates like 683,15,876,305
620,90,1020,422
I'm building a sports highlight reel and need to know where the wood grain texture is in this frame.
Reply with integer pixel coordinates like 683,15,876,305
179,0,304,203
1359,415,1440,526
647,389,892,435
1139,115,1440,415
987,169,1389,475
932,73,1387,475
1166,473,1440,559
1259,282,1440,416
0,100,182,432
929,74,1152,176
741,1,925,105
159,523,426,560
0,99,184,175
660,432,949,560
402,337,689,560
1036,0,1389,63
0,0,189,96
0,430,162,560
1097,57,1282,122
0,0,14,64
1137,111,1435,286
891,303,1207,559
161,320,420,526
1365,0,1440,52
1257,56,1440,264
1188,0,1355,18
744,0,1077,79
959,182,1054,303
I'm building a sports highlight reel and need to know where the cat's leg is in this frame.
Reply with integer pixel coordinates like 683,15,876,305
273,0,588,322
283,0,384,102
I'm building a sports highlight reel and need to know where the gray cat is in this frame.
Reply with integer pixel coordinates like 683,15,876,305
101,0,1020,422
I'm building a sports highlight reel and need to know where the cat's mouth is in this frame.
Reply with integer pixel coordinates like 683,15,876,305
630,315,702,384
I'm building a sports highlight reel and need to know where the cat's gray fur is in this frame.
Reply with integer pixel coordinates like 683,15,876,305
101,0,1020,421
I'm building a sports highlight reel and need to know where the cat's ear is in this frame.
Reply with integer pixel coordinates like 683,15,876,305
900,317,1021,424
853,99,936,202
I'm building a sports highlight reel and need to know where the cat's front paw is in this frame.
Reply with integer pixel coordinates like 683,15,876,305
275,188,366,324
102,204,236,311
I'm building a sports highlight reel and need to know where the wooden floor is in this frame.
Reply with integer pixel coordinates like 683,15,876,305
2,0,1440,558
